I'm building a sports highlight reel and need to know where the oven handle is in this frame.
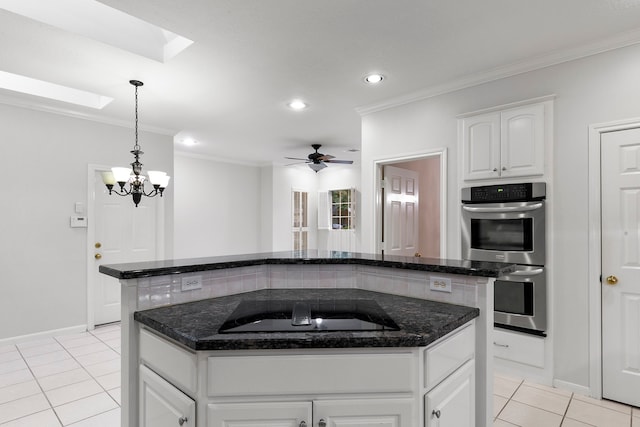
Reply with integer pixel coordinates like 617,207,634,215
462,202,543,213
508,268,544,276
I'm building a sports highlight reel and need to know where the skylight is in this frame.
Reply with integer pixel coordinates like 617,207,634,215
0,0,193,62
0,71,113,109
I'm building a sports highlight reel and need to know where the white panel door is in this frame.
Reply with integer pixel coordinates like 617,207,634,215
601,127,640,407
314,398,414,427
93,170,159,325
383,165,419,257
208,401,312,427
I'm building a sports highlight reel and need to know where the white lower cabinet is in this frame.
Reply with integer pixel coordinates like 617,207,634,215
425,359,475,427
139,365,196,427
208,398,413,427
138,321,476,427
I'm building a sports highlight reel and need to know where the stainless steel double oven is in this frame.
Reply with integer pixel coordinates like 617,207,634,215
461,182,547,335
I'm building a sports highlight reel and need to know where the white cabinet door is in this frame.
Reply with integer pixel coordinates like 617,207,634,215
208,401,312,427
314,398,415,427
461,102,546,181
425,360,475,427
500,103,545,178
139,365,195,427
461,112,501,181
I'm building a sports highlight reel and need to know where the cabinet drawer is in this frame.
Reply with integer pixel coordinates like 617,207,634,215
139,328,197,394
208,351,416,397
493,328,544,368
424,322,475,391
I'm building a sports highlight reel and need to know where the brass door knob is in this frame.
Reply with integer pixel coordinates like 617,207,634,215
606,275,618,285
95,242,102,249
94,253,102,260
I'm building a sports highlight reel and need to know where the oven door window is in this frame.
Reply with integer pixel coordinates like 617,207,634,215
494,280,534,316
470,218,533,251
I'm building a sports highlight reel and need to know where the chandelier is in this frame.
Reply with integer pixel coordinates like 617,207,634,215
100,80,170,207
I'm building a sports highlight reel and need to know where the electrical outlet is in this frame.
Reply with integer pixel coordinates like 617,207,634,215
430,276,452,293
181,275,202,291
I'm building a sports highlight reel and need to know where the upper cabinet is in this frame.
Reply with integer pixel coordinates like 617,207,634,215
460,100,551,181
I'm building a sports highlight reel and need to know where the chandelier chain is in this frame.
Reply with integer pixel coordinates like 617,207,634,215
134,84,140,152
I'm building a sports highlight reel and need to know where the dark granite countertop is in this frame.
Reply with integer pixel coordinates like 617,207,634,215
134,288,479,351
100,250,515,279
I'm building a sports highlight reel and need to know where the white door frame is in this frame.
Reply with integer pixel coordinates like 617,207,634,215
587,117,640,399
86,163,165,330
374,148,448,257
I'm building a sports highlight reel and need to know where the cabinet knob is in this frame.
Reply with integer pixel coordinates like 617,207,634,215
178,416,188,426
318,419,327,427
432,409,441,419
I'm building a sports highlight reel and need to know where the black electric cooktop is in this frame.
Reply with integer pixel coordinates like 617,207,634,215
218,299,400,333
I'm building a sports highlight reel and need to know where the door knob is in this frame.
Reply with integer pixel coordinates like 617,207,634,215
95,242,102,249
94,253,102,260
432,409,441,418
318,419,326,427
178,416,188,426
606,275,618,285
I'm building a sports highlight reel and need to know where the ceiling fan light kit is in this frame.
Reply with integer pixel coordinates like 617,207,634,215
101,80,170,206
285,143,354,173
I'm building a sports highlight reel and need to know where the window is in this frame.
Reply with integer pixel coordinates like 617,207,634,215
292,190,308,250
330,189,354,230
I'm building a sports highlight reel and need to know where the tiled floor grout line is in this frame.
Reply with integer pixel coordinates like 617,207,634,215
11,344,62,427
50,334,119,426
0,326,122,427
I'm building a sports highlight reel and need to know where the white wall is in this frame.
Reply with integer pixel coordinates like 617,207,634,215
0,104,174,340
360,43,640,391
174,154,262,258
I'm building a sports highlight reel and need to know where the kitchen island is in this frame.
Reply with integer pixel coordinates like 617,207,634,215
100,251,515,427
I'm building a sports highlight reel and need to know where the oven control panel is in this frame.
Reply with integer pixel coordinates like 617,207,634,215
461,182,546,203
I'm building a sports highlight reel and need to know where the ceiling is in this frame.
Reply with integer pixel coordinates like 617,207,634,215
2,0,640,167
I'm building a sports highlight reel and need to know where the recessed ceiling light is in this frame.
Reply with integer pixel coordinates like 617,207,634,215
288,99,308,111
364,73,385,84
0,70,112,108
182,138,198,146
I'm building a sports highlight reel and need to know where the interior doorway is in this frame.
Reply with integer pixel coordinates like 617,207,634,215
377,150,447,258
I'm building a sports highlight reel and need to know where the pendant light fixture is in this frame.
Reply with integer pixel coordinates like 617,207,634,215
101,80,170,207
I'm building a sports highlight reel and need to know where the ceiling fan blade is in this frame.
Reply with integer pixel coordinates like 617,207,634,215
324,159,353,164
284,157,309,161
284,161,308,166
317,154,335,161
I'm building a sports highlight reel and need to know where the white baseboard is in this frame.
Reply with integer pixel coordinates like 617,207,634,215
0,324,87,346
553,379,592,397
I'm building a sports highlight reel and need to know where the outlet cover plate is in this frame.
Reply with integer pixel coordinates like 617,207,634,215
181,275,202,292
430,276,452,293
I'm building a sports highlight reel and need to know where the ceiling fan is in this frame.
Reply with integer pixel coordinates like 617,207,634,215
285,144,354,173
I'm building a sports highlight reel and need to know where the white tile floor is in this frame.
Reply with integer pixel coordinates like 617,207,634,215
1,323,639,426
494,374,640,427
0,324,121,426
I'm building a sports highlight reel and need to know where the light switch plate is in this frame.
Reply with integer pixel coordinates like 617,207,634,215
181,275,202,291
430,276,452,293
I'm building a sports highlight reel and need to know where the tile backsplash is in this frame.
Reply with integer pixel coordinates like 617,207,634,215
135,264,487,310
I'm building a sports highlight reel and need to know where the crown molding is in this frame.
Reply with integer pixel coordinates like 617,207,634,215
0,93,176,136
356,28,640,116
174,149,267,167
